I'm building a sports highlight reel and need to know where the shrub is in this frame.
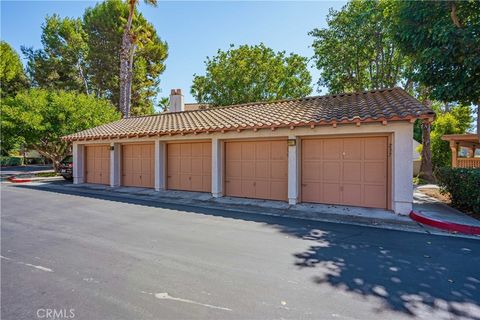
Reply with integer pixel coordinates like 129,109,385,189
0,156,24,166
435,167,480,214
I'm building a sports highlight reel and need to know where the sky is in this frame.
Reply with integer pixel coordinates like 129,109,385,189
1,0,347,105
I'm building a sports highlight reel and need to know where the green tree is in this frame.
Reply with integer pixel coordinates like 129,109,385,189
1,89,120,170
23,0,168,116
309,0,413,93
119,0,158,118
84,0,167,115
191,44,312,106
22,15,89,93
0,42,29,155
427,104,473,168
391,0,480,139
0,41,28,98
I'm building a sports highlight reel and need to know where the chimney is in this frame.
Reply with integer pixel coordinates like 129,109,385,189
169,89,184,112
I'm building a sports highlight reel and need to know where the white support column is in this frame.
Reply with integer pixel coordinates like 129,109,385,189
110,143,121,187
288,135,299,205
73,142,85,184
392,126,413,215
211,138,223,198
155,140,166,191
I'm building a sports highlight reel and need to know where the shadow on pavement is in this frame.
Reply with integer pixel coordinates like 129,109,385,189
12,183,480,320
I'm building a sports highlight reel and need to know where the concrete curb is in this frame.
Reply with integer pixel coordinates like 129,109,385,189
410,210,480,236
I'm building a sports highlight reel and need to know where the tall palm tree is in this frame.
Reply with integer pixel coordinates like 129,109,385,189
119,0,157,118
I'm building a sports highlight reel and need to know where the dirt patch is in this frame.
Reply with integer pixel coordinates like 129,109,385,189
418,188,451,204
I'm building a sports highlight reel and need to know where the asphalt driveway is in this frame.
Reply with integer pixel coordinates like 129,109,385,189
1,184,479,320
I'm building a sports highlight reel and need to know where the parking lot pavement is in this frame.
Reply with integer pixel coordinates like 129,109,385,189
2,185,479,320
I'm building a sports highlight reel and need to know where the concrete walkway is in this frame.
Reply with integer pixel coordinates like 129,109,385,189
10,180,478,238
413,186,480,236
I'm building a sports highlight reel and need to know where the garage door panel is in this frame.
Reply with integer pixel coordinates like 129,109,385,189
323,183,341,203
343,162,362,182
225,140,288,201
303,140,321,160
343,184,362,205
254,180,270,199
191,143,202,155
364,185,386,207
242,143,255,160
255,142,270,160
301,183,319,203
344,139,362,160
203,159,211,174
270,181,288,201
202,143,211,156
241,181,256,198
180,144,191,156
365,138,387,160
168,175,180,190
180,158,191,173
169,144,181,156
190,175,203,191
365,162,386,183
191,158,203,172
302,161,320,181
226,161,241,178
271,141,286,160
85,145,110,185
255,161,268,178
203,177,211,192
167,142,212,193
226,143,241,160
241,161,255,178
302,137,387,209
323,162,341,181
324,139,342,160
271,161,288,180
122,143,154,188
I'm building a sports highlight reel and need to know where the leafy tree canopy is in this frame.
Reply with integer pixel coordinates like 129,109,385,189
22,15,89,93
22,0,168,115
0,41,29,98
391,0,480,105
1,89,120,169
309,0,412,94
191,43,312,106
84,0,168,115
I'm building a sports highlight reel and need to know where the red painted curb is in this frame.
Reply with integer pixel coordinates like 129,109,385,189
7,176,32,183
410,210,480,236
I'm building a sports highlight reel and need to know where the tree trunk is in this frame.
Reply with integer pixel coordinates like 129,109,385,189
419,119,434,181
477,101,480,143
119,0,136,118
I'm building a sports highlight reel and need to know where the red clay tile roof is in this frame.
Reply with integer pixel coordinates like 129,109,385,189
63,87,434,141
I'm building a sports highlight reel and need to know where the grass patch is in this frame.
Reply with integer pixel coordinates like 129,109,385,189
413,176,429,185
35,172,58,177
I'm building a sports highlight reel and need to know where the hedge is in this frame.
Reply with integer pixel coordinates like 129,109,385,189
0,156,24,166
435,167,480,214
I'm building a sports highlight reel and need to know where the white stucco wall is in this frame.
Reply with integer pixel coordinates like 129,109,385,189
72,142,84,184
73,121,414,215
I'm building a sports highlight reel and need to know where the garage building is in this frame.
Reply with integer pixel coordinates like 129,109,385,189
63,88,434,215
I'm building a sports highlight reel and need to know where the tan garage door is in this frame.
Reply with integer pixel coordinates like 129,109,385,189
167,142,211,192
301,136,388,209
122,143,154,188
85,145,110,185
225,140,288,201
